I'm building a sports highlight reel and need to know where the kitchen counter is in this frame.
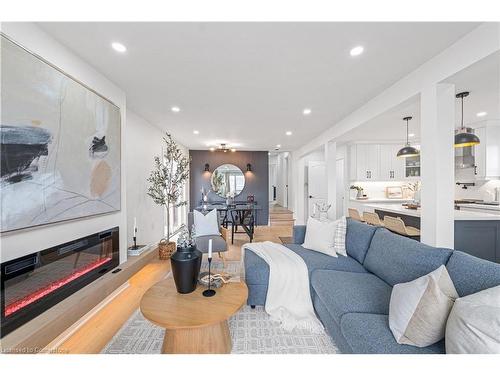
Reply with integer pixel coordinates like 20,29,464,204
456,203,500,212
366,203,500,221
349,198,412,203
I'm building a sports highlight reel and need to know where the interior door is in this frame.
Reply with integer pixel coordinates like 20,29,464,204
308,161,327,217
336,159,345,218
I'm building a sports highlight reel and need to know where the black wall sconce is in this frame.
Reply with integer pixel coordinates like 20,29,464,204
246,163,252,172
204,163,210,172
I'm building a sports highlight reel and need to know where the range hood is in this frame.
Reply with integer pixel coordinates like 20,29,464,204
455,127,476,170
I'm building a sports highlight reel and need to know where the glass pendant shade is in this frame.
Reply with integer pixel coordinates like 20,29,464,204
397,116,419,158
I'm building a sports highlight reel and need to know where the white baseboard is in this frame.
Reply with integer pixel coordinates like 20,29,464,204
42,281,130,353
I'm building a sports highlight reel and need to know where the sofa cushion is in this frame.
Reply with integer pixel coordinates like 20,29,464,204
363,228,453,286
446,250,500,297
345,218,378,264
286,244,367,274
340,313,445,354
311,270,392,324
244,244,367,286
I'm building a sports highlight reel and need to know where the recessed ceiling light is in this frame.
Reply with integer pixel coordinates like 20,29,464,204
476,111,487,117
111,42,127,53
276,144,281,148
231,148,236,152
286,131,292,136
171,106,180,113
302,108,312,116
268,152,271,156
350,46,364,56
408,133,415,138
193,130,199,135
209,147,215,151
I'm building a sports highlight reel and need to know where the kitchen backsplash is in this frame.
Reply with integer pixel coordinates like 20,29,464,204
455,179,500,201
351,181,415,200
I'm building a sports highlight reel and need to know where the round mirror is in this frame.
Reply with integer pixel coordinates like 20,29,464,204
211,164,245,198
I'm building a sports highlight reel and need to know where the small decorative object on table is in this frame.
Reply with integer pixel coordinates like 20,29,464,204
170,225,202,294
202,239,216,297
201,186,210,203
128,217,147,256
315,202,331,221
350,185,364,199
225,191,235,206
147,132,190,260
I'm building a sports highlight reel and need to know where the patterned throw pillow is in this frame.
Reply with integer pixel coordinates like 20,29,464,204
334,216,347,256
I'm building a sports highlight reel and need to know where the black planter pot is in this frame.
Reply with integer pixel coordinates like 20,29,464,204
170,245,202,294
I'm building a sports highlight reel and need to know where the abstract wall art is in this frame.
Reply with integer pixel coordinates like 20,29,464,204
0,35,121,233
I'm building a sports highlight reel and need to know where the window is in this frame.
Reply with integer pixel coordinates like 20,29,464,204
163,157,189,238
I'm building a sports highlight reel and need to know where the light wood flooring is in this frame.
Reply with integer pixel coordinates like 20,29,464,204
53,224,293,354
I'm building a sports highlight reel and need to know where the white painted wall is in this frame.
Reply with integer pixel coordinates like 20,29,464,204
0,22,128,263
125,111,164,248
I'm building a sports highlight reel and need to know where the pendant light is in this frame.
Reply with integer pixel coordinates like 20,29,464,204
454,91,480,148
397,116,419,158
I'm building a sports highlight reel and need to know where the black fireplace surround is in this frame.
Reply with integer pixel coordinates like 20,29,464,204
1,227,119,337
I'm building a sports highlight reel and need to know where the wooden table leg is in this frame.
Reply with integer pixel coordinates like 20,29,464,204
161,320,232,354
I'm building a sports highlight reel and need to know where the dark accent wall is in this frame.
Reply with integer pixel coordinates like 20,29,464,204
189,150,269,225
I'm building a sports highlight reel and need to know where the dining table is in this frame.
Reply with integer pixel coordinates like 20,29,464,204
194,203,262,243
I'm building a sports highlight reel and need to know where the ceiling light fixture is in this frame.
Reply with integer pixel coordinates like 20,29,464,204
455,91,480,148
286,131,292,136
350,46,364,56
111,42,127,53
397,116,420,158
476,111,487,117
276,144,281,148
193,130,199,135
171,106,180,113
408,133,415,138
302,108,312,116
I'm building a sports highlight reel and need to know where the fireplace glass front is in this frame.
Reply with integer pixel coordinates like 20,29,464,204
1,227,119,337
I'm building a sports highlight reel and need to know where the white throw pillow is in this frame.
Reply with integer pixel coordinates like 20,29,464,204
334,216,347,256
302,217,338,257
389,265,458,347
446,285,500,354
193,209,220,237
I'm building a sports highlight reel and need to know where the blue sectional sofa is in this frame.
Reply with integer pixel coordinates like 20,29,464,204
244,219,500,354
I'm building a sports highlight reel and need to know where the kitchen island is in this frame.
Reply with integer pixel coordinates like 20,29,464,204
363,203,500,263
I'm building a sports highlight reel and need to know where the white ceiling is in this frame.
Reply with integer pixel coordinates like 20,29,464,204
337,51,500,145
37,22,480,151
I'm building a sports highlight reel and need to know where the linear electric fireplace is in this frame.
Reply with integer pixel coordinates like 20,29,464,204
1,227,119,337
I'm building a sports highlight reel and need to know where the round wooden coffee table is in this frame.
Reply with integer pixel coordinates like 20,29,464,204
140,277,248,354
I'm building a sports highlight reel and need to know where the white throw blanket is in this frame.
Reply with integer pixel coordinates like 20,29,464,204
243,241,324,333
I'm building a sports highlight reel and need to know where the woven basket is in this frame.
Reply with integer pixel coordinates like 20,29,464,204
158,239,176,260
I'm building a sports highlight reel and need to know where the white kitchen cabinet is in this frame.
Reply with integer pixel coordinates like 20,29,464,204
352,144,380,181
474,125,500,179
379,144,405,180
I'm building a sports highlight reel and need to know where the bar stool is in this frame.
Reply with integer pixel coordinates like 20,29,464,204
383,215,420,240
348,208,365,222
363,211,384,227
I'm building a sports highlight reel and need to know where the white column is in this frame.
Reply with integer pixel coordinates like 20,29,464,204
420,83,456,248
294,155,306,225
325,141,337,219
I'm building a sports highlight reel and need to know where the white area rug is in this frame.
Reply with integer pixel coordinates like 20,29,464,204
102,305,338,354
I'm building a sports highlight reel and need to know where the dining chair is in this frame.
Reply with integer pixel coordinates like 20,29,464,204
348,208,365,222
383,215,421,240
188,212,227,265
363,211,384,227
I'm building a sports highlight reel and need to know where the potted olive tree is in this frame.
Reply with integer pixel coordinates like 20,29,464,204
147,133,190,259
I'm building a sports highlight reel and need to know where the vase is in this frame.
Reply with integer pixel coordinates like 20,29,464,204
170,245,202,294
356,190,364,199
